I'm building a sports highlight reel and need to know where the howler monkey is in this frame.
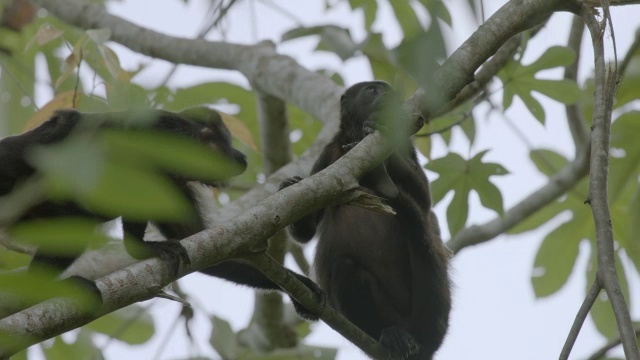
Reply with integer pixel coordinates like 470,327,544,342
0,108,246,293
280,81,452,359
0,107,323,320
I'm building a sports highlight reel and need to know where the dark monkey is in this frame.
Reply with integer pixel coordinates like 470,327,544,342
280,81,451,359
0,108,322,319
0,108,246,281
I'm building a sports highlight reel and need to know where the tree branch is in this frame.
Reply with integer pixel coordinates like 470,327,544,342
0,129,397,357
242,89,297,349
564,15,590,151
560,279,602,360
407,0,578,121
581,5,640,359
586,326,640,360
244,253,390,359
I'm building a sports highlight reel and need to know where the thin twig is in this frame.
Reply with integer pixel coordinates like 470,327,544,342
559,279,602,360
72,48,83,108
244,253,390,359
586,326,640,360
564,15,589,150
618,28,640,78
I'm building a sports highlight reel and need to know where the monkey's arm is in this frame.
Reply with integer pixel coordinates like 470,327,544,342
201,260,324,320
280,142,343,243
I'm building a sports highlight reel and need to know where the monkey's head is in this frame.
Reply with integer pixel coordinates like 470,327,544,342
339,81,399,143
176,107,248,187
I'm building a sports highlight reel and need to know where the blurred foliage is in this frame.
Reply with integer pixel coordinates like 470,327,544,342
1,0,640,359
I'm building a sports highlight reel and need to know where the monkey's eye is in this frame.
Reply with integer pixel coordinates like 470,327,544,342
367,87,379,94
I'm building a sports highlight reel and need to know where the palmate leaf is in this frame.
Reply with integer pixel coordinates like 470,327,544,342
508,137,640,339
498,46,582,124
348,0,378,29
42,331,102,360
282,25,358,61
508,149,591,298
426,150,508,236
87,305,155,344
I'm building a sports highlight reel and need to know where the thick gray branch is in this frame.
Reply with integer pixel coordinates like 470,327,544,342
31,0,339,124
0,130,396,357
407,0,578,119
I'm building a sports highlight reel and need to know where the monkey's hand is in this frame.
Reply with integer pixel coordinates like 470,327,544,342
278,176,303,191
290,272,326,321
380,326,422,360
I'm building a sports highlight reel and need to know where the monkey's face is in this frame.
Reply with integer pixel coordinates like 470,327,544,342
339,81,398,141
198,120,248,175
177,108,248,187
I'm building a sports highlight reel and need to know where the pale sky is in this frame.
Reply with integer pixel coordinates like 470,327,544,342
29,1,640,359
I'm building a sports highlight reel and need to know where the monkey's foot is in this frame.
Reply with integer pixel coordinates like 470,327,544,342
290,272,326,321
380,326,422,360
279,176,303,191
144,241,191,277
65,275,103,312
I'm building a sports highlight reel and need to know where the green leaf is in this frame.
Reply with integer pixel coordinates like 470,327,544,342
348,0,378,29
508,201,565,234
531,220,583,297
42,331,102,360
0,271,100,307
527,79,582,104
27,134,106,195
529,149,569,177
518,91,546,123
426,151,508,236
395,24,446,88
498,46,582,124
102,129,246,183
520,46,577,74
75,160,194,221
388,1,422,37
29,129,194,221
8,218,110,255
361,32,397,82
282,25,358,61
0,245,31,270
421,0,452,26
87,305,155,344
210,315,238,360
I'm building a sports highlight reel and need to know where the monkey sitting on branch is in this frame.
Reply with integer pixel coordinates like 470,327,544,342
280,81,451,360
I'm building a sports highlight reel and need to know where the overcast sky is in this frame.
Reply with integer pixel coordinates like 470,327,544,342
31,1,640,359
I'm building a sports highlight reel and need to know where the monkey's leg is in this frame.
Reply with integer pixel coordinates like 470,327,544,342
328,257,420,360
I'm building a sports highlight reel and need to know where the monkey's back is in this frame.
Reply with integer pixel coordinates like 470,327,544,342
314,201,451,359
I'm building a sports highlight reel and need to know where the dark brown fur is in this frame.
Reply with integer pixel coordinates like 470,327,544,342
0,107,323,320
281,81,451,359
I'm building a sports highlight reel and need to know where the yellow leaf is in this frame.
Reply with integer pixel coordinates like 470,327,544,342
218,111,258,152
23,91,82,132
